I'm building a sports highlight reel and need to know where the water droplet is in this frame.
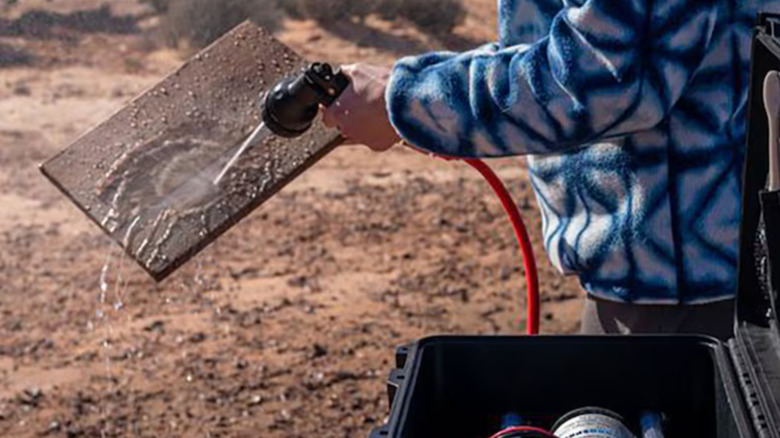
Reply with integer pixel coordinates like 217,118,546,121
99,258,111,293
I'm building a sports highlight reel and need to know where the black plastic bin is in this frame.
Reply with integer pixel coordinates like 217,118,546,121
369,13,780,438
374,336,746,437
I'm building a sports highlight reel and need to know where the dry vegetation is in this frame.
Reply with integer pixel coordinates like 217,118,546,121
155,0,467,48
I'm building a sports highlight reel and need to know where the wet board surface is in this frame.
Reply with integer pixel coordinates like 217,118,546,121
40,21,342,281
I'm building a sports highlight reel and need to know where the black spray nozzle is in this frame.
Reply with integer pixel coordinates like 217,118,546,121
262,62,350,138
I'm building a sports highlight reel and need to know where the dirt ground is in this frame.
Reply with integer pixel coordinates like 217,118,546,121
0,2,583,437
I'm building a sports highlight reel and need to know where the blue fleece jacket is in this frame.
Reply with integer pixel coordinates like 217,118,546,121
386,0,780,304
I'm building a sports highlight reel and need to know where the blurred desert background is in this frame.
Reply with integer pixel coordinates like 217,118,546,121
0,1,582,436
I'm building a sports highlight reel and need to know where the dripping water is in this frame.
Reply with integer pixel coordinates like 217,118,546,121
93,216,137,437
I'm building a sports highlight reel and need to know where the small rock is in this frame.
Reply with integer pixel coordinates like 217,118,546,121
12,82,30,96
142,320,165,334
18,387,42,407
189,333,207,343
454,223,470,233
435,217,451,227
499,267,513,282
287,276,308,288
332,371,358,383
248,395,263,406
311,344,328,359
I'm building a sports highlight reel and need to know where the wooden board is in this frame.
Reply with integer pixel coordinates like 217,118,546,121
40,21,342,281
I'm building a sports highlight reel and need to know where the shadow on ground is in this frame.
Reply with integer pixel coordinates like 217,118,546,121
0,42,32,67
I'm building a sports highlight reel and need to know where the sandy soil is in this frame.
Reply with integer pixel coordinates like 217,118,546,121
0,2,582,437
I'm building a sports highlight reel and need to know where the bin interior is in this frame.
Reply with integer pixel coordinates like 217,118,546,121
397,336,741,438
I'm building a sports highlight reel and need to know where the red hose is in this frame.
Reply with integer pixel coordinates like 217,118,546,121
463,159,540,335
488,426,558,438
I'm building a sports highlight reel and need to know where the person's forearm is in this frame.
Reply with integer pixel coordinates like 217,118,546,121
386,1,718,158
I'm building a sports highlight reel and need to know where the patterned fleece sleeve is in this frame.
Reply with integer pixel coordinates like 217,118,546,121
385,1,718,158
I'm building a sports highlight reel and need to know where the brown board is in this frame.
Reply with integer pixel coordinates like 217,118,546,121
40,21,343,281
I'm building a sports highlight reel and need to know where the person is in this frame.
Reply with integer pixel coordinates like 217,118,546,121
321,1,780,341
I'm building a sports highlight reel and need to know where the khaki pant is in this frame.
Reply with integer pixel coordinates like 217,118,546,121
580,295,735,341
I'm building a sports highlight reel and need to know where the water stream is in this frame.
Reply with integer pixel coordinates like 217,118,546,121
93,215,137,436
213,121,271,185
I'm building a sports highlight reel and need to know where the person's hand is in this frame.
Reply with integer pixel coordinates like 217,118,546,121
322,64,402,152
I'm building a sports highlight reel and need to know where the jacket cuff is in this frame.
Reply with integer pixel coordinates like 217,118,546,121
385,55,461,157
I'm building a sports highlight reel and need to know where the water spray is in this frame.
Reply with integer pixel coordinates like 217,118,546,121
214,62,350,184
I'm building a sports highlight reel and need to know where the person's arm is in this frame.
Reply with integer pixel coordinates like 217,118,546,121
386,1,718,158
